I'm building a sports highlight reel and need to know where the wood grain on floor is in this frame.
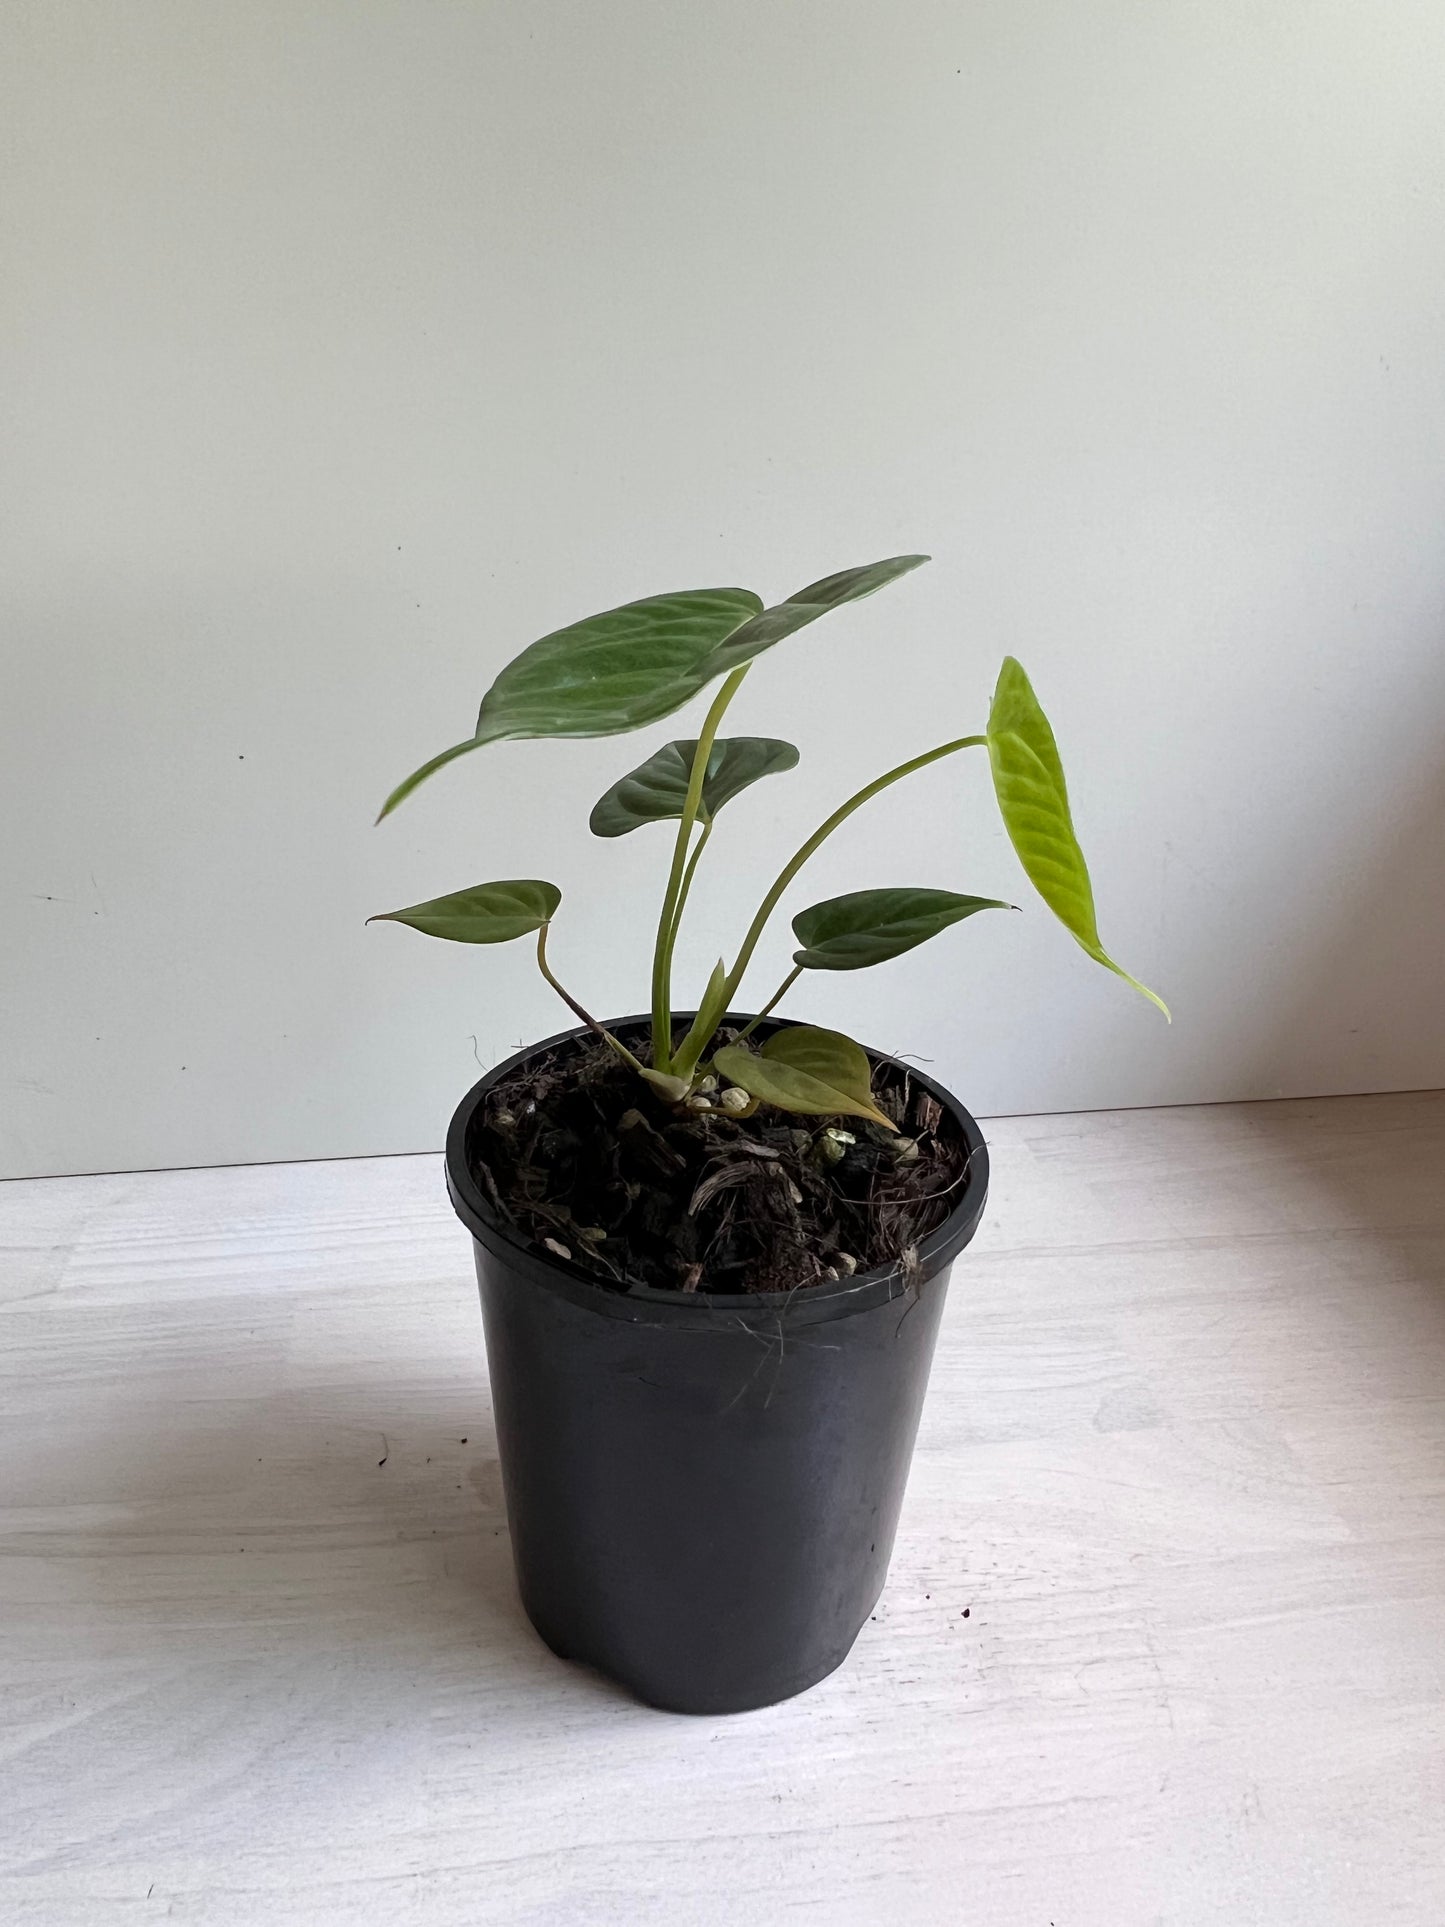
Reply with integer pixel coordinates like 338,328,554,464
2,1091,1443,1926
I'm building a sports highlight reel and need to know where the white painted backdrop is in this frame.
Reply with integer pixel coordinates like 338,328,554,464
4,0,1443,1179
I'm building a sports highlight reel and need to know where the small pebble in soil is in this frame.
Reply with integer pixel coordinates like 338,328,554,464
475,1029,971,1295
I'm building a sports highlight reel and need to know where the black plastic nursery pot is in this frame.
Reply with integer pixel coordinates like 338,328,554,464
445,1014,989,1715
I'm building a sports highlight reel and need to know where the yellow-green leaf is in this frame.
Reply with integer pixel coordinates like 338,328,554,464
693,958,730,1042
986,658,1168,1018
713,1025,892,1127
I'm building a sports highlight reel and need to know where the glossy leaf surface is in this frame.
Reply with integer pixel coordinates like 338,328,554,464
378,587,762,818
986,657,1169,1017
589,736,799,836
792,887,1014,970
368,879,560,944
704,555,929,674
713,1025,892,1127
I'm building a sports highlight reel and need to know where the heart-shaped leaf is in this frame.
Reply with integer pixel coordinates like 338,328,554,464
589,736,800,837
792,887,1014,971
704,554,929,675
987,657,1169,1017
713,1025,892,1127
378,587,763,819
368,878,560,943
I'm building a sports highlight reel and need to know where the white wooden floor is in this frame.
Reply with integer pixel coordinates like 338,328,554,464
3,1092,1443,1926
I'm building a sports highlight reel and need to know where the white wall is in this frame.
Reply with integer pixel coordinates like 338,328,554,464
4,0,1444,1180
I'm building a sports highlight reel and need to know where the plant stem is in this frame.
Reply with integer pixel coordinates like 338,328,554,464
650,667,748,1067
732,965,802,1044
645,817,715,1083
669,815,713,968
719,733,988,1010
536,923,646,1075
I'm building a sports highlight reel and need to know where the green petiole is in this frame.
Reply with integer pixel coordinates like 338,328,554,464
671,735,989,1074
537,923,647,1076
649,666,748,1067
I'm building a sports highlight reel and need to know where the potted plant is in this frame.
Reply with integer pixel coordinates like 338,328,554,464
372,554,1165,1713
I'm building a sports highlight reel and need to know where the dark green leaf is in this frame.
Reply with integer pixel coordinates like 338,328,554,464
713,1025,892,1126
378,587,762,819
473,588,762,739
986,657,1169,1017
376,735,489,821
589,736,800,837
704,554,929,675
792,887,1014,971
368,878,560,944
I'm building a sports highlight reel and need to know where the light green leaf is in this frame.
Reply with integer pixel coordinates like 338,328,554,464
704,554,929,675
693,957,731,1045
378,587,763,819
713,1025,892,1127
987,652,1068,796
368,878,560,944
986,657,1169,1018
668,959,734,1082
792,887,1014,971
589,736,799,837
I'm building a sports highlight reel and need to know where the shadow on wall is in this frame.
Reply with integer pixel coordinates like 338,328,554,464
1062,718,1445,1110
1230,747,1445,1100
